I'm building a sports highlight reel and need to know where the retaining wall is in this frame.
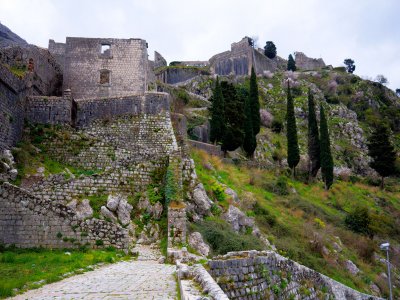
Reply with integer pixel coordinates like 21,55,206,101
0,183,131,250
208,251,381,300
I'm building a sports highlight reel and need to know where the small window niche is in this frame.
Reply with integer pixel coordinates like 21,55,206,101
100,43,111,58
100,70,110,85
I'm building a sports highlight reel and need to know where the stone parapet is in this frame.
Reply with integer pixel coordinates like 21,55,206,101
208,250,381,300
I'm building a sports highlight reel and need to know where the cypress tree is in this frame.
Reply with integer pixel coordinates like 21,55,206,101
320,104,334,190
286,83,300,176
220,82,245,153
249,67,260,135
209,77,225,144
367,123,396,189
241,86,256,157
287,54,296,71
307,89,320,179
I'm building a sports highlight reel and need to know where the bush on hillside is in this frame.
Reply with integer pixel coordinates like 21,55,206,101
193,219,264,255
345,206,373,236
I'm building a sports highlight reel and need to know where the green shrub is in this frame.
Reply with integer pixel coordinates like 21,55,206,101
345,206,372,236
193,219,264,255
271,119,283,133
95,240,104,246
211,182,226,202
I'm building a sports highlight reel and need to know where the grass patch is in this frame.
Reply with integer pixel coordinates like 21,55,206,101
0,247,129,298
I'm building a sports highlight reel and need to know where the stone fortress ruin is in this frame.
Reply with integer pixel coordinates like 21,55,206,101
0,34,378,300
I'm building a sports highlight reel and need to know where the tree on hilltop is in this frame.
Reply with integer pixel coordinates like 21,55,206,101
320,104,334,190
210,77,225,144
249,67,261,135
367,123,397,189
286,82,300,176
344,58,356,74
375,74,388,85
264,41,277,59
307,89,320,180
287,54,296,71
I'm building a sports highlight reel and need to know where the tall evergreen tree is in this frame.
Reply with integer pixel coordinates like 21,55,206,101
249,67,260,135
307,89,320,179
209,77,225,144
220,81,245,153
320,104,334,190
243,91,256,157
287,54,296,71
367,123,397,189
286,83,300,176
264,41,277,59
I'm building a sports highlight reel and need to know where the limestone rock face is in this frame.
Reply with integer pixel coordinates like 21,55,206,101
192,183,212,215
77,199,93,220
223,205,254,233
344,259,360,275
117,198,133,226
188,232,210,257
107,194,121,212
67,199,93,220
100,206,118,223
149,202,163,220
225,187,239,203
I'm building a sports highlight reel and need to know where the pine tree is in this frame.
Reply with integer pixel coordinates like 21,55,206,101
286,83,300,176
367,123,397,189
220,81,245,153
249,67,260,135
320,104,334,190
243,92,256,157
307,89,320,179
209,77,225,144
287,54,296,71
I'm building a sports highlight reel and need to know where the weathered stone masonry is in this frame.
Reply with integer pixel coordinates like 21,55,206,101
208,251,381,300
62,37,148,99
0,183,131,250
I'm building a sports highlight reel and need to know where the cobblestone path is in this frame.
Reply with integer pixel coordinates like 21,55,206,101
10,247,177,300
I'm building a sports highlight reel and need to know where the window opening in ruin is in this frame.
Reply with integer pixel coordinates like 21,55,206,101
28,58,34,72
100,70,110,85
101,44,111,55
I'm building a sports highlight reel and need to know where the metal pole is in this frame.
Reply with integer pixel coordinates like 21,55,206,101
386,248,393,300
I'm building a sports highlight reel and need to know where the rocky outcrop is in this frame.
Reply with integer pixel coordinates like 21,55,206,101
222,205,254,233
191,183,213,216
66,199,93,220
0,22,28,48
188,232,210,257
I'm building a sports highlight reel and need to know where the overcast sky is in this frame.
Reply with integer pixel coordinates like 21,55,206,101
1,0,399,90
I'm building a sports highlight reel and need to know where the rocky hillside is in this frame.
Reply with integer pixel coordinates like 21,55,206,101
0,22,28,48
160,69,400,298
166,68,400,178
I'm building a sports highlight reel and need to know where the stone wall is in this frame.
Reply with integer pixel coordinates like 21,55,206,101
209,37,284,76
156,67,209,85
154,51,167,69
25,95,72,125
0,45,62,96
0,183,131,250
63,37,148,99
74,92,169,127
0,64,25,151
208,251,380,300
189,140,223,157
295,52,325,70
48,39,66,71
